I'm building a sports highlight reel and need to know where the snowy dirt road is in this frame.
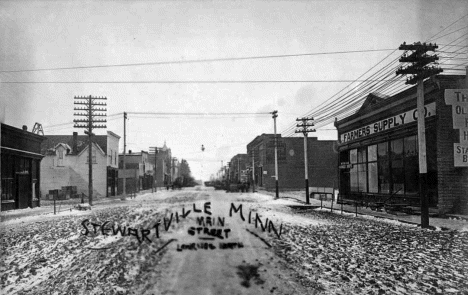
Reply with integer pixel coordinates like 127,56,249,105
137,189,313,295
1,186,467,295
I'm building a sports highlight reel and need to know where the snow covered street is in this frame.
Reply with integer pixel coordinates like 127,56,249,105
1,186,467,294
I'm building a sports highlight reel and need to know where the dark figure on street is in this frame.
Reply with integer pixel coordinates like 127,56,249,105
239,182,246,193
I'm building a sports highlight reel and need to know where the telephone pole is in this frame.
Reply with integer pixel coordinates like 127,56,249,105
149,146,159,193
73,95,107,206
271,110,279,199
237,157,241,182
251,150,255,193
296,117,315,204
201,144,205,184
121,112,128,199
396,42,442,228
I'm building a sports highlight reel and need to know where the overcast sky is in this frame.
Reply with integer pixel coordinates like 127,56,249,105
1,0,467,180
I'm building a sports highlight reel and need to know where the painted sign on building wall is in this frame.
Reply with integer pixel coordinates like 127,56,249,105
266,139,286,162
340,102,436,143
445,89,468,167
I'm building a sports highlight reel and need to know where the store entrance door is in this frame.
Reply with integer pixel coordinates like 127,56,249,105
16,174,31,209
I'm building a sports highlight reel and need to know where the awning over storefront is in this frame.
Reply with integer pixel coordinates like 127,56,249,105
1,146,44,159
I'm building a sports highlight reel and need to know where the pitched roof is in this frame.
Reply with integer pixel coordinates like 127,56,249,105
356,93,389,114
41,134,107,155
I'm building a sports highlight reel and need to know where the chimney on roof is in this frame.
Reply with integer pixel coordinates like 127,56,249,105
22,125,27,131
72,132,78,154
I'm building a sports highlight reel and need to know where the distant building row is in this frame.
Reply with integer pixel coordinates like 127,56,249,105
0,126,180,211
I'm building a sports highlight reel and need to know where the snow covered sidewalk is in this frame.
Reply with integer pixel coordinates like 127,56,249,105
259,189,468,232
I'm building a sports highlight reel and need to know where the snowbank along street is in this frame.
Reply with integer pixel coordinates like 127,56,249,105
1,186,467,294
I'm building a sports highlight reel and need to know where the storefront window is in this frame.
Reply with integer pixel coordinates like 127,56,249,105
368,162,378,193
378,159,390,193
368,145,377,162
404,135,418,193
32,160,40,200
358,148,367,163
358,163,367,192
368,145,378,193
350,149,359,191
350,149,357,164
15,158,30,174
350,165,358,191
378,142,387,157
349,148,367,193
344,134,433,198
377,142,390,193
391,139,404,194
392,158,404,194
391,138,404,157
404,135,417,157
1,155,14,201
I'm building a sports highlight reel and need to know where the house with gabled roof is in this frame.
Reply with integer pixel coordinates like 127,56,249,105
40,131,120,198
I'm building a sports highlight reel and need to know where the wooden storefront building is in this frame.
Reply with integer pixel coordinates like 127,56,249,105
1,123,45,211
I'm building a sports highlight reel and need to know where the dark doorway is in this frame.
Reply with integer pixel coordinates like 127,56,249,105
16,174,31,209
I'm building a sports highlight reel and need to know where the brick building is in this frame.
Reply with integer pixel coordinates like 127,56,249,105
1,123,45,211
335,72,468,215
246,134,338,191
228,154,249,183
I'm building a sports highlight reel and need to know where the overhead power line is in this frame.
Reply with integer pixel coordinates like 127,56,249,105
43,111,272,129
280,49,402,136
428,25,468,42
127,111,272,116
426,13,468,41
438,44,468,47
0,79,406,84
281,18,468,137
0,48,396,73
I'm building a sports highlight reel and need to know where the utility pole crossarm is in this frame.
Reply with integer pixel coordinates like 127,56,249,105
295,129,316,133
73,95,107,206
395,42,442,85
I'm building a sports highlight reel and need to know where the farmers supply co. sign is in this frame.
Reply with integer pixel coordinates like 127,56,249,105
445,89,468,167
340,102,436,143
